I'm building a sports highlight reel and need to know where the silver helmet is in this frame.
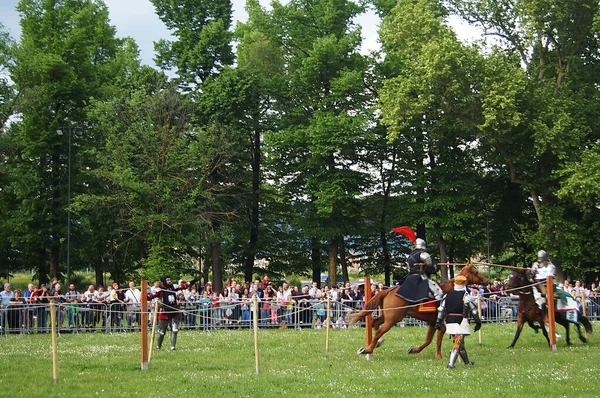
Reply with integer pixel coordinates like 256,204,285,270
416,238,427,250
537,250,548,262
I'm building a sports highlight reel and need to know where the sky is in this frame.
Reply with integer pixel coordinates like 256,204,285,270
0,0,474,67
0,0,384,66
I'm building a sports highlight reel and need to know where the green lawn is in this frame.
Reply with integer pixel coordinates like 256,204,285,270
0,323,597,397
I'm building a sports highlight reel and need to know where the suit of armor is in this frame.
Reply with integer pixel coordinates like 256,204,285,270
435,280,481,369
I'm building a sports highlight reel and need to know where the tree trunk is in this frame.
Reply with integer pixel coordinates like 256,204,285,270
338,236,349,284
211,241,223,293
94,252,103,287
244,128,261,284
50,245,60,280
328,238,338,288
311,238,321,285
202,245,211,286
436,234,449,283
37,248,48,285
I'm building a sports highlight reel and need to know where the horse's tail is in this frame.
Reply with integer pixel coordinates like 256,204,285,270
580,314,593,333
348,289,391,324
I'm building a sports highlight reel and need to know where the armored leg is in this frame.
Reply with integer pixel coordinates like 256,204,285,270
447,335,462,369
170,317,179,351
458,337,474,366
156,319,168,349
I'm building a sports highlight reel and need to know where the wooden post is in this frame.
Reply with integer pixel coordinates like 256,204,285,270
148,300,159,362
477,293,482,345
325,293,331,354
546,276,557,351
140,280,148,370
364,277,373,361
252,295,260,374
50,300,58,384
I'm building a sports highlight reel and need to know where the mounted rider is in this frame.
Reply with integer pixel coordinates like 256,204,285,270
435,275,481,369
392,227,443,303
529,250,556,306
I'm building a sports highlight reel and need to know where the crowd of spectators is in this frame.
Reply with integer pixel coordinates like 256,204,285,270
1,274,599,334
0,275,387,334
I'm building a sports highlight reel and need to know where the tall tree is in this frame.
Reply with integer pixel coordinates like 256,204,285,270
244,0,370,286
8,0,121,282
152,0,236,292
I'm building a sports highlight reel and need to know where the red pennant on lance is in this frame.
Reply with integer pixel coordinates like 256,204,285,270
391,226,416,243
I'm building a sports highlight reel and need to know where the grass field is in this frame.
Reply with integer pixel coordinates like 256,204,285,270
0,323,597,397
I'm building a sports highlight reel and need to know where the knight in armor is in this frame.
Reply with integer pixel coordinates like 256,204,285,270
435,275,481,369
395,238,443,302
149,275,197,351
529,250,556,298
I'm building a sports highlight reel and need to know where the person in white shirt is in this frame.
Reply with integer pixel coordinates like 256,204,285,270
308,281,322,299
124,281,141,328
81,285,98,328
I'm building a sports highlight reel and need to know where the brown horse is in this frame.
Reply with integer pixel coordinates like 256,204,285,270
506,269,592,348
350,265,488,359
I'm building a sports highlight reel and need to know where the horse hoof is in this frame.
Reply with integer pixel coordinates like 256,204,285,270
366,353,373,361
357,347,366,355
375,339,384,348
407,347,416,354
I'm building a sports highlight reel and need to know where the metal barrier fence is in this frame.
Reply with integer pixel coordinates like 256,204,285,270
1,296,600,335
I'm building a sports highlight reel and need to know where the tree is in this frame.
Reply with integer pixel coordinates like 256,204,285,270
379,0,600,277
7,0,122,283
243,0,371,286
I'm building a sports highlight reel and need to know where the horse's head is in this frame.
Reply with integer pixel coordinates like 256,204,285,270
458,264,489,286
506,269,528,289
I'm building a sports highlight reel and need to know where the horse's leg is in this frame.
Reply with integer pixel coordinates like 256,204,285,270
574,322,587,343
363,317,397,357
434,325,446,359
407,322,436,355
556,315,572,345
372,315,385,348
508,313,525,348
539,319,550,346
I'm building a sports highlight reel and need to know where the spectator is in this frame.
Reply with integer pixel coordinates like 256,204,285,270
49,277,58,296
108,283,124,331
350,285,363,303
22,283,36,330
199,290,211,331
226,276,236,288
8,289,26,333
81,285,98,329
315,296,326,326
93,286,108,329
261,274,270,290
297,286,312,327
124,281,141,329
36,284,50,332
1,283,14,331
309,281,322,299
53,284,65,328
64,283,81,329
240,294,251,326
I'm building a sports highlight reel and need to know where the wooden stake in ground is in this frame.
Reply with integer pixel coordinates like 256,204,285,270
49,300,58,384
364,277,373,361
140,280,148,370
477,293,483,345
325,293,331,354
148,300,159,362
546,276,557,351
253,294,260,375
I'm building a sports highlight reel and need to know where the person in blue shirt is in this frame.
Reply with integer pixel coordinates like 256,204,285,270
1,283,15,332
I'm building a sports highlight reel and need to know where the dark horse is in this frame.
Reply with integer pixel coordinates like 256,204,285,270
350,265,488,359
506,269,592,348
